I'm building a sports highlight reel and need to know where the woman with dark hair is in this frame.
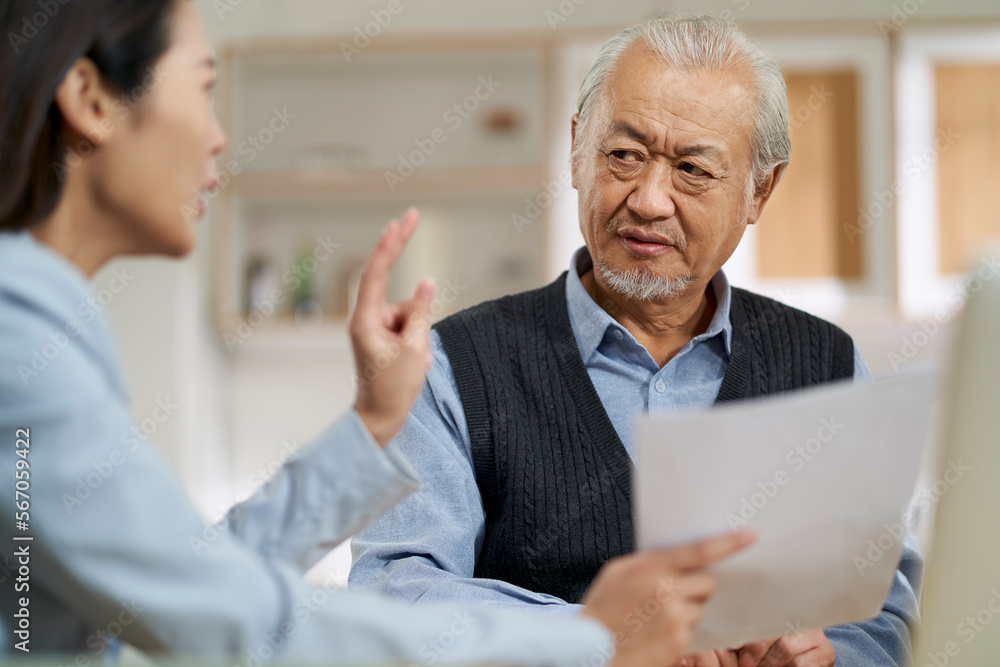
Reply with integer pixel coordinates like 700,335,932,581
0,0,752,662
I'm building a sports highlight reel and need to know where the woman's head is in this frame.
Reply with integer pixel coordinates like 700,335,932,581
0,0,225,263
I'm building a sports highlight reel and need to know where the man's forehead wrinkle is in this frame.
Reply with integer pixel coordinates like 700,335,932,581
611,76,750,135
588,54,754,169
606,109,731,154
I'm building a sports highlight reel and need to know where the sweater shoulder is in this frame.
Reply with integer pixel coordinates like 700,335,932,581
730,287,854,344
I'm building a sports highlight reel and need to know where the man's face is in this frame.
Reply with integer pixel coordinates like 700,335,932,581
572,44,771,297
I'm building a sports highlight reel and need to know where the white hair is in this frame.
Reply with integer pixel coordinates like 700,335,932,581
572,15,790,195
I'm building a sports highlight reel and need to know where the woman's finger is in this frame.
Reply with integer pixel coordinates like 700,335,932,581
356,208,421,313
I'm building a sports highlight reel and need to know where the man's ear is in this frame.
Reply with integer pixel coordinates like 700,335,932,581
53,57,118,149
746,163,785,226
570,113,580,189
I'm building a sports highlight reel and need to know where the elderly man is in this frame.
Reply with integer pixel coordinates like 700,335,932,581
350,16,922,667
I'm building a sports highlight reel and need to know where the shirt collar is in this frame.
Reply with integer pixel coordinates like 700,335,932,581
564,246,733,363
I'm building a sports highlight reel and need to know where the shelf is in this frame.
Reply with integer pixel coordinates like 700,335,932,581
229,165,548,198
211,32,556,339
220,29,617,59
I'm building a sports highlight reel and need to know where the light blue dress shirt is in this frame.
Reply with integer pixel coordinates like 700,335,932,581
0,232,614,663
351,247,924,666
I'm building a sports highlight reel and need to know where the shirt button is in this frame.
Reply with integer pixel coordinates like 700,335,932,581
655,380,666,393
613,329,624,340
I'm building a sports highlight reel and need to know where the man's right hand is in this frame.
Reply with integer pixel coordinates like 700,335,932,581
580,531,756,667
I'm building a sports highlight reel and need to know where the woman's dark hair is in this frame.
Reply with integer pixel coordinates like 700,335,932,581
0,0,177,231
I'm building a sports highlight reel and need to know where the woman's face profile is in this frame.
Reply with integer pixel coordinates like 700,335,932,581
76,0,227,258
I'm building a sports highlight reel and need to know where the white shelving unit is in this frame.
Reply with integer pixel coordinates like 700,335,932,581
211,34,562,342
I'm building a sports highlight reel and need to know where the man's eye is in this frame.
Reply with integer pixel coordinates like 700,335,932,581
679,162,709,177
610,150,641,163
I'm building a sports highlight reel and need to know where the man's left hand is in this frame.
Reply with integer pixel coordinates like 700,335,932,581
736,629,836,667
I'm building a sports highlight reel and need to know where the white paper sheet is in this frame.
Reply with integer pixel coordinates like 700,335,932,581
634,367,936,652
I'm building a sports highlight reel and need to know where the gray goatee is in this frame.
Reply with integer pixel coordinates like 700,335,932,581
595,259,692,301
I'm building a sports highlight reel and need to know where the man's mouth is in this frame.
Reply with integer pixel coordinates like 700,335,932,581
617,228,676,257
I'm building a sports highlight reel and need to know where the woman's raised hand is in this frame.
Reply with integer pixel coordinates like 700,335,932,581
350,208,435,447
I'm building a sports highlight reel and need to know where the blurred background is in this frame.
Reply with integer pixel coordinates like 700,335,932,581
94,0,1000,588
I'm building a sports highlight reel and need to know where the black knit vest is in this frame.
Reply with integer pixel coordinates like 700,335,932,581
434,272,855,604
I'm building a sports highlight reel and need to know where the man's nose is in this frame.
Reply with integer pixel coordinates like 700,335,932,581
625,162,677,221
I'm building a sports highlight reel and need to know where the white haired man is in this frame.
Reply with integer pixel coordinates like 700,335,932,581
350,16,921,667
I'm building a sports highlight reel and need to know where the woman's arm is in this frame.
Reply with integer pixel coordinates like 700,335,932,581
208,209,435,569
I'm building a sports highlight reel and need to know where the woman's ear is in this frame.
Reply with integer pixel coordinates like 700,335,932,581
53,57,118,148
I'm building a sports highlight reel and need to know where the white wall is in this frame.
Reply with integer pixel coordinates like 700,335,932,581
99,213,231,510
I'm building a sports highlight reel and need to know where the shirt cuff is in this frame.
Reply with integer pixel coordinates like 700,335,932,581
336,407,423,491
342,409,421,485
